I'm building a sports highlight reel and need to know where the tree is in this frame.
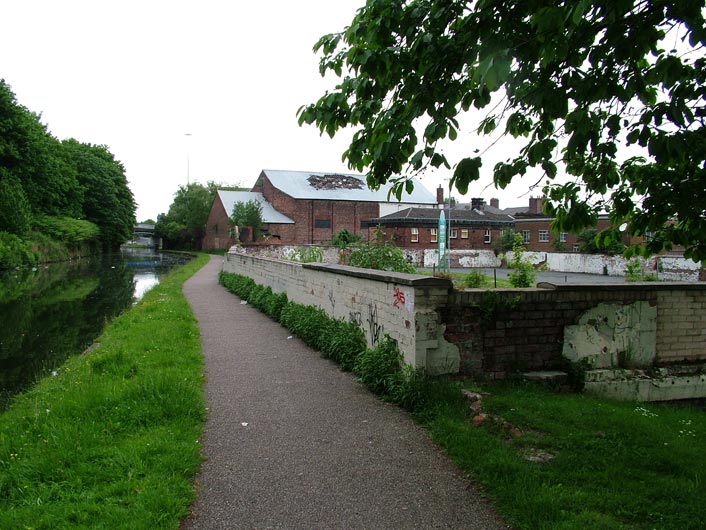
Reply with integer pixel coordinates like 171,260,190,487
61,139,135,249
507,233,536,288
577,228,626,255
155,183,214,249
298,1,706,260
0,80,83,219
230,200,263,241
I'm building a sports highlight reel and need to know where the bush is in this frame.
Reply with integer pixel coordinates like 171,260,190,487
219,271,436,411
331,228,363,249
0,231,38,269
507,233,536,287
0,231,37,269
354,336,403,395
32,215,100,245
464,271,484,288
349,228,415,273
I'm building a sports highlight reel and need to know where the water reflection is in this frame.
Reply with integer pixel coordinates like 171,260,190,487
0,250,191,407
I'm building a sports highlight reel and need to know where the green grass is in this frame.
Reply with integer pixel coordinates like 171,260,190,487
417,269,514,288
0,253,209,529
421,381,706,530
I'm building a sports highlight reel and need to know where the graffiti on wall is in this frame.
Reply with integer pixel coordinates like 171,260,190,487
349,303,385,346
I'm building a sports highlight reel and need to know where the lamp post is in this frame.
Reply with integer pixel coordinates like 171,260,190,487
445,179,452,271
184,133,192,185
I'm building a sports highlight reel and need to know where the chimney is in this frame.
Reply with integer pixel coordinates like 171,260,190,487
490,198,499,209
436,186,444,205
471,197,485,210
528,196,544,214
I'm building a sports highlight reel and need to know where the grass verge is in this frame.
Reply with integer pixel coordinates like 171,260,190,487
0,253,209,529
422,381,706,530
418,269,514,289
219,270,706,530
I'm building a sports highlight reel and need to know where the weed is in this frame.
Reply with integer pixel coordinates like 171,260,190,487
289,246,324,263
507,233,536,287
464,270,484,288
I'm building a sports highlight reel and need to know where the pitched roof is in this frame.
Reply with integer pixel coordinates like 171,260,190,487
261,169,438,204
371,207,514,226
217,190,294,224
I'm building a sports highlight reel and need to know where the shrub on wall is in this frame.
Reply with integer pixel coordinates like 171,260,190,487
218,271,432,410
348,228,415,273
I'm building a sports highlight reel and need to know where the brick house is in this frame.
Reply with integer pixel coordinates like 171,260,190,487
202,190,295,249
202,169,439,249
369,201,514,249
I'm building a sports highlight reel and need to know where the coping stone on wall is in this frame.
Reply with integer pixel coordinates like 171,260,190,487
537,282,706,292
303,263,454,289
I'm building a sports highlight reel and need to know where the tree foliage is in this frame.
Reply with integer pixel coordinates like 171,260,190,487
230,200,264,241
60,139,135,250
299,1,706,260
577,228,626,255
155,183,215,250
0,79,136,258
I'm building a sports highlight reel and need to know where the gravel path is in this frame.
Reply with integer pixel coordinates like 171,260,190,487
181,255,510,530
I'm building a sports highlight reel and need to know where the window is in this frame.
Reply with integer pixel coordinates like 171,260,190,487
314,219,331,228
484,229,492,244
461,229,469,239
645,231,654,242
522,230,531,243
430,228,438,243
411,227,419,243
539,230,549,242
450,228,458,239
573,244,581,252
559,232,567,242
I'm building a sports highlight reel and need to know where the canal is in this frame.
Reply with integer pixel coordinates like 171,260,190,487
0,249,192,408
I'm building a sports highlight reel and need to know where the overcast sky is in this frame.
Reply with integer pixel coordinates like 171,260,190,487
1,0,538,221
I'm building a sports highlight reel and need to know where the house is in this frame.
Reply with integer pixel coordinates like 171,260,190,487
368,199,514,249
202,191,295,249
202,169,439,249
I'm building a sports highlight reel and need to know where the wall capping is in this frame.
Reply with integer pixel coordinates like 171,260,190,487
537,281,706,292
303,262,453,288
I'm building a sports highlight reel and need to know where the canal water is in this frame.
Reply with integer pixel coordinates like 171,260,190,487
0,249,192,407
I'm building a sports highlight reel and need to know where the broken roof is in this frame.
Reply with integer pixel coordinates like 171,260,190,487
261,169,438,204
217,190,294,224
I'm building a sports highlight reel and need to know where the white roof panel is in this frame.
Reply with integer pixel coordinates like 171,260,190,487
262,169,438,204
217,190,294,224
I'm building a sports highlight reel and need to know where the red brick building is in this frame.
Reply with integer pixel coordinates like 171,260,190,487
369,204,514,249
202,169,439,249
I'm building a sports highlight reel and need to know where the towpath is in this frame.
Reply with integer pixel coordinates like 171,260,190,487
181,255,510,530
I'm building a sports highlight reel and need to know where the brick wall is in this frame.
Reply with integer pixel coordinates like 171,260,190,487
222,250,706,379
203,194,235,250
656,290,706,363
223,252,458,374
445,284,706,379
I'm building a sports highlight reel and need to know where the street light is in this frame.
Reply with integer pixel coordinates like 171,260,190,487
184,133,192,185
445,179,452,271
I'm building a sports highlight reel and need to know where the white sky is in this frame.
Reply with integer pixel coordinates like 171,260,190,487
1,0,539,221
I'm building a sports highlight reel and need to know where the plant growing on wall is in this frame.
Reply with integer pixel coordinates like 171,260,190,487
348,227,415,273
331,228,363,249
288,246,324,263
508,233,536,288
